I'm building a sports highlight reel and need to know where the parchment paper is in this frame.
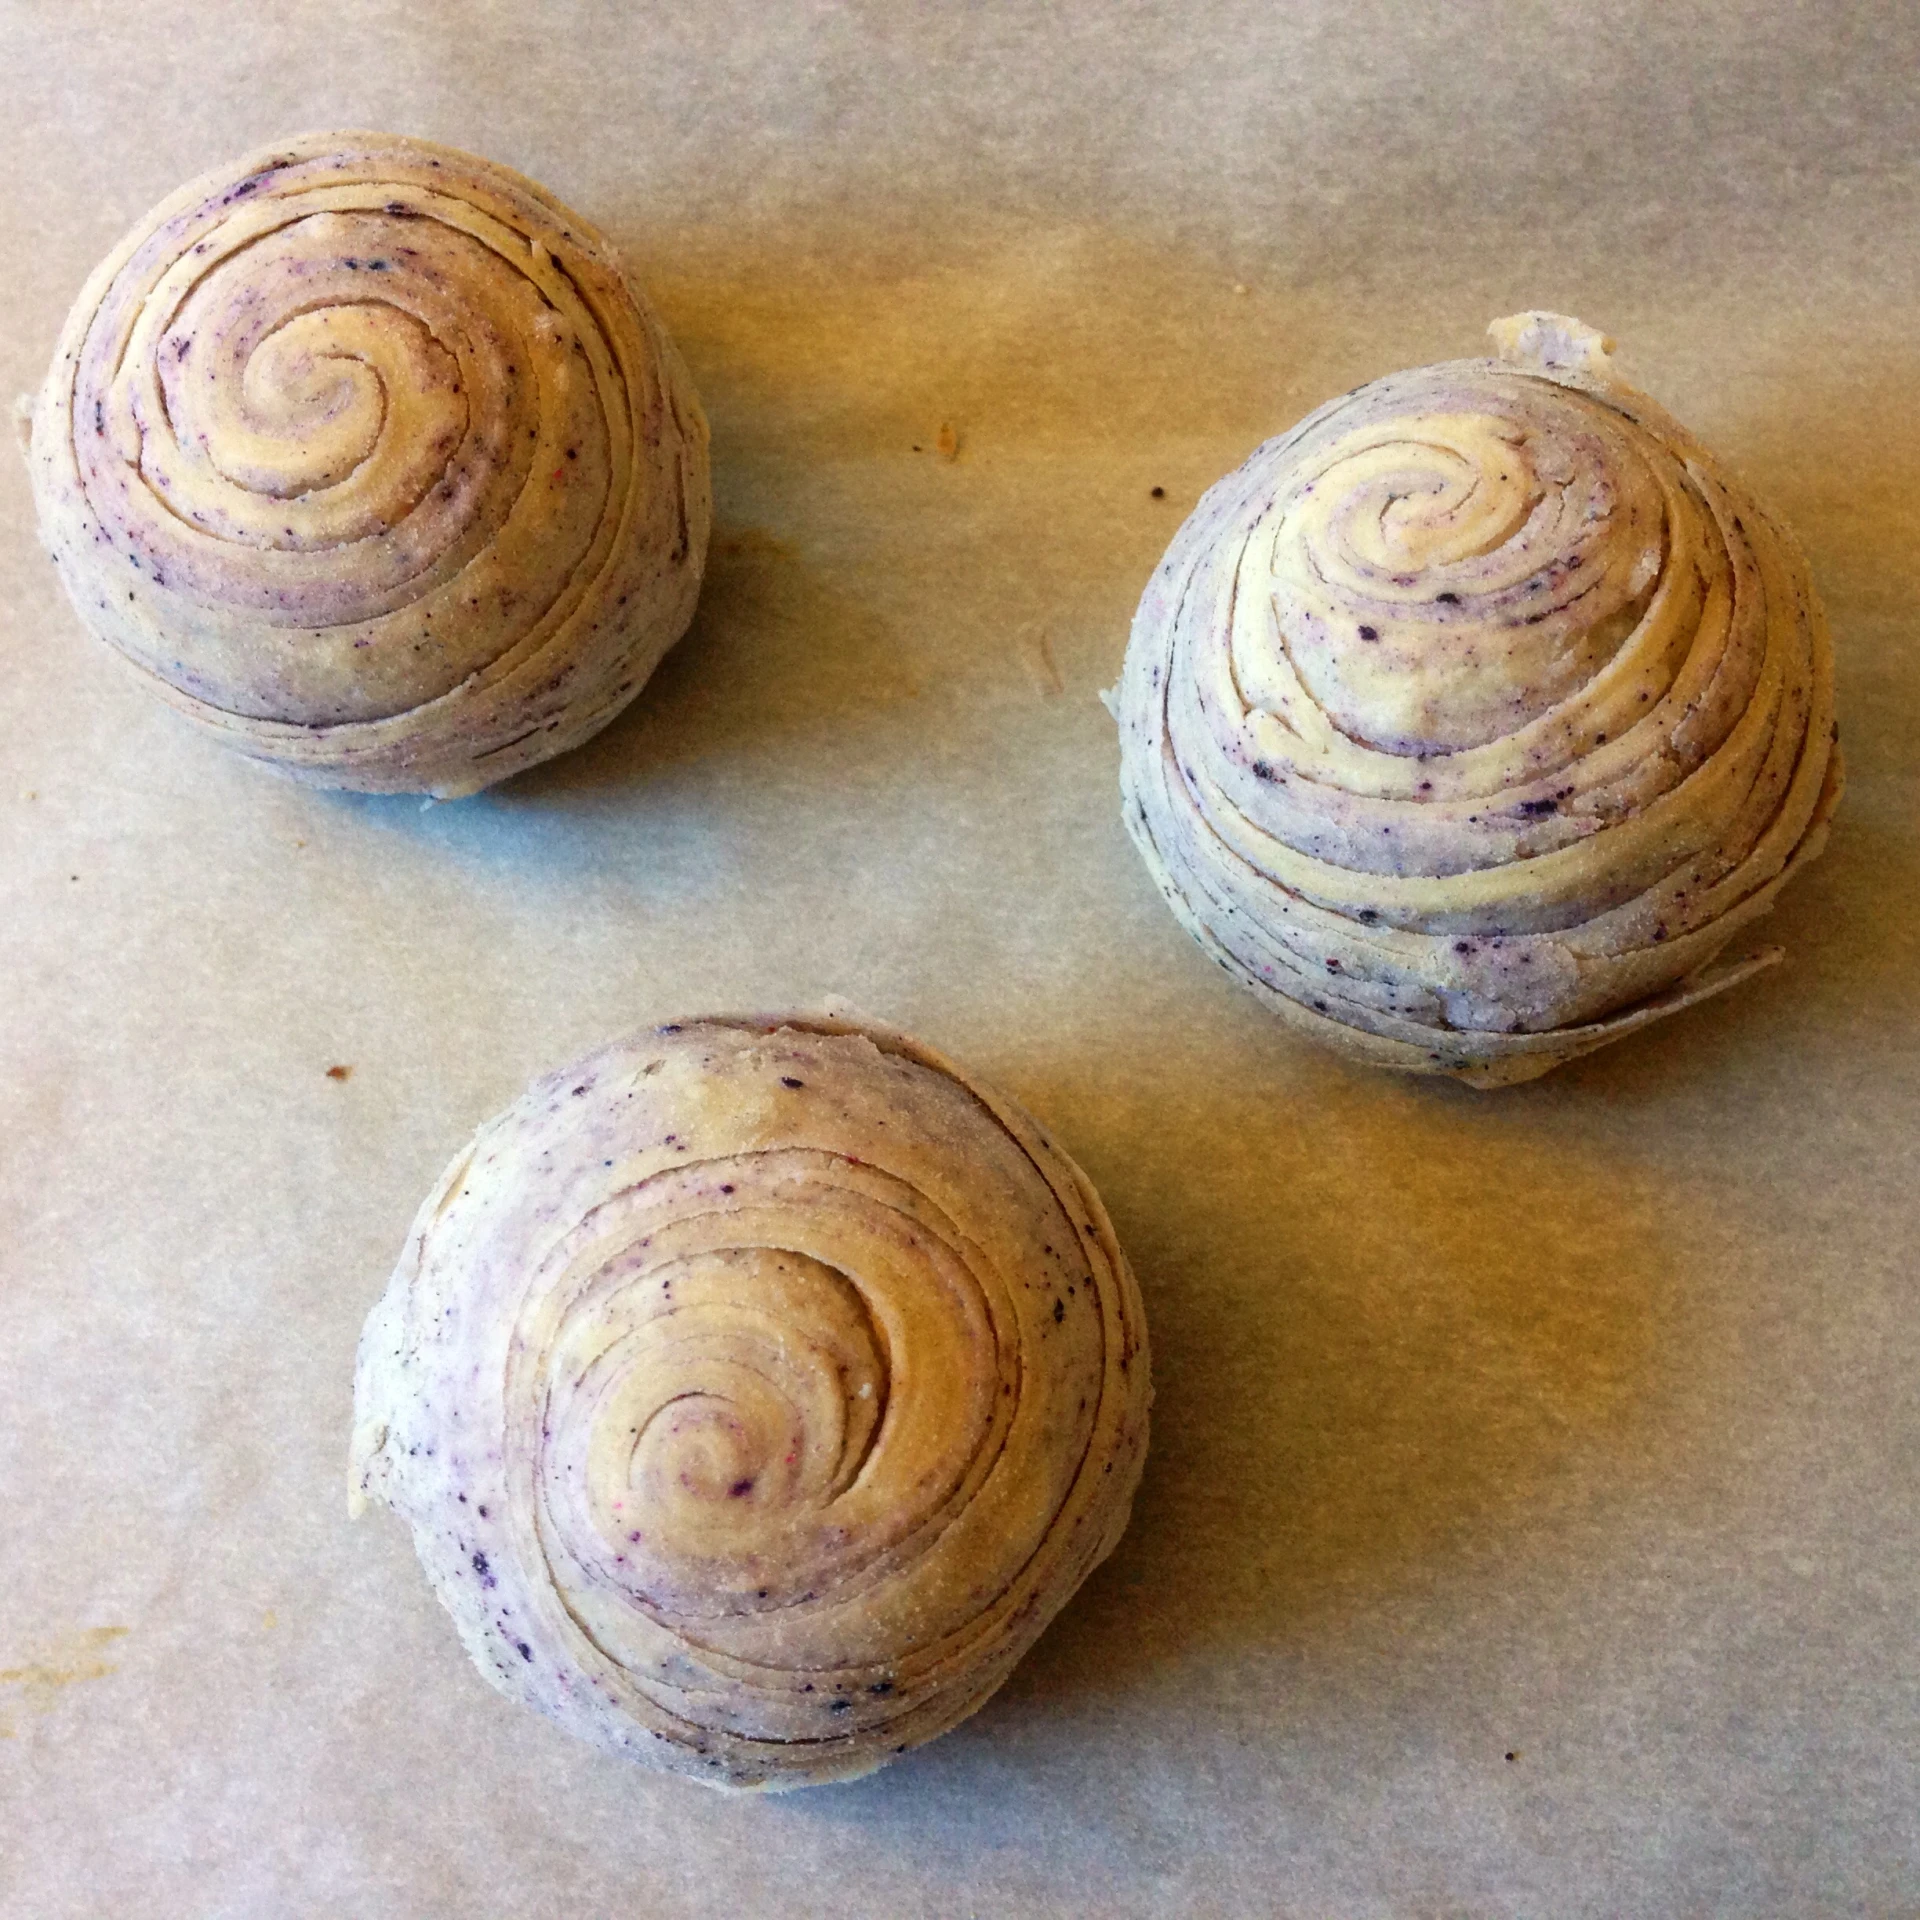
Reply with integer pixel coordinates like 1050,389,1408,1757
3,4,1917,1914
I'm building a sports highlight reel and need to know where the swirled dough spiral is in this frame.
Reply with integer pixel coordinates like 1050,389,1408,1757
350,1015,1150,1789
1116,315,1842,1086
26,132,710,796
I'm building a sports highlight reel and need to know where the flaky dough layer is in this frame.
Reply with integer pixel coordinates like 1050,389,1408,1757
352,1014,1150,1788
27,131,710,796
1115,315,1841,1086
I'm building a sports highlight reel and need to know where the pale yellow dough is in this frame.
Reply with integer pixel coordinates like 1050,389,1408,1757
1115,315,1842,1086
351,1015,1151,1789
27,131,710,796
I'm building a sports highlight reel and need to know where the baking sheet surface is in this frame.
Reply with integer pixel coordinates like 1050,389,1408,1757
2,5,1916,1913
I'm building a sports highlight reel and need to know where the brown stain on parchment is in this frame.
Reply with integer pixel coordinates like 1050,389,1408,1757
0,1626,129,1737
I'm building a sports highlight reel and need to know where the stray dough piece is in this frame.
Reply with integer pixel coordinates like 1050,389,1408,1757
351,1014,1151,1789
1114,314,1842,1086
25,131,710,797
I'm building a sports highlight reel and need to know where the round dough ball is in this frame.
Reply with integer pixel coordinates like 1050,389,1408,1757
1116,314,1842,1087
350,1015,1151,1789
25,131,710,797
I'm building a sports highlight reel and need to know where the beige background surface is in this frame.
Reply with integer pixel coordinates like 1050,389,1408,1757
3,3,1917,1914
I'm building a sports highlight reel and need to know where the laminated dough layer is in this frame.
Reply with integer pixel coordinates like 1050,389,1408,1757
351,1014,1152,1789
1114,314,1842,1086
25,130,710,796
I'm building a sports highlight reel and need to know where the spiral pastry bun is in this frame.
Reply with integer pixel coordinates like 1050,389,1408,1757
350,1015,1150,1789
1116,314,1842,1087
25,132,710,796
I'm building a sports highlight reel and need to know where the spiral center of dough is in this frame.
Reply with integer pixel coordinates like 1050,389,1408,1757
526,1150,1022,1640
1245,396,1666,754
596,1247,888,1543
